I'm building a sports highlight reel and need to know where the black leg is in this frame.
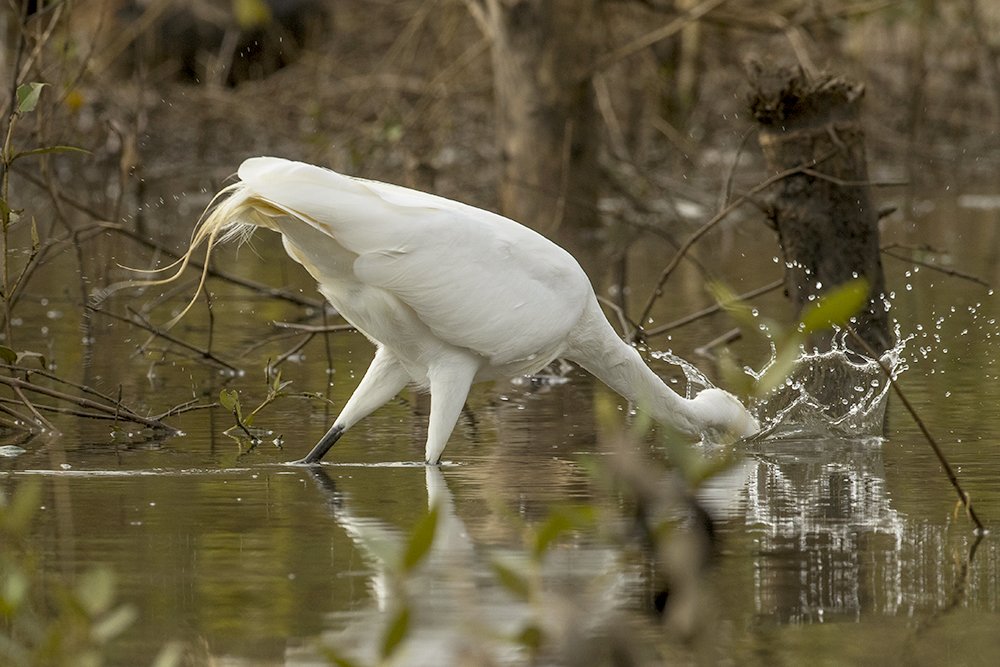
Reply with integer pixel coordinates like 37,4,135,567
294,424,345,464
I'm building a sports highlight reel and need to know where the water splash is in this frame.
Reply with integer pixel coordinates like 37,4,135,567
748,327,911,439
649,349,715,398
647,327,911,440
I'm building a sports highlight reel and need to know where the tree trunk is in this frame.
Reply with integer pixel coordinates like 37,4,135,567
485,0,600,233
748,65,893,354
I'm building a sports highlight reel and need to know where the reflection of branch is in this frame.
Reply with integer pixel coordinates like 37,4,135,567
847,327,984,533
912,532,984,640
151,399,214,421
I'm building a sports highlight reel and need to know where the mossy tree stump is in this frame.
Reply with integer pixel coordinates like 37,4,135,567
749,65,893,354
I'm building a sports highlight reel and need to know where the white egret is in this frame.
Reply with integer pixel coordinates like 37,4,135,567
162,157,758,464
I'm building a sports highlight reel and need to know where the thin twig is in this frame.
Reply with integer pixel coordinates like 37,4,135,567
881,248,991,289
272,321,355,334
846,326,985,534
89,305,241,373
722,128,756,207
694,327,742,358
151,399,216,421
644,278,785,337
10,383,57,432
596,294,639,340
0,374,178,432
799,168,908,188
4,364,144,418
633,150,839,340
0,399,33,428
0,395,138,423
272,333,314,369
591,0,730,75
230,408,257,441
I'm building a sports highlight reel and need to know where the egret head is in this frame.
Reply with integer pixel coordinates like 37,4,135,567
690,387,760,440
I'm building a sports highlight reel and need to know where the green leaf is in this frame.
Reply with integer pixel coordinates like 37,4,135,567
232,0,271,28
1,569,29,612
0,345,16,364
532,505,595,560
219,389,240,415
150,641,187,667
402,504,439,572
15,350,46,368
3,480,41,533
516,624,544,652
90,604,137,643
75,567,116,616
318,646,364,667
799,278,870,335
709,281,780,339
16,82,46,113
380,605,410,661
491,560,531,601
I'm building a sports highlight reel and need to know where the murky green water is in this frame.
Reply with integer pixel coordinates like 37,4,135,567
2,190,1000,665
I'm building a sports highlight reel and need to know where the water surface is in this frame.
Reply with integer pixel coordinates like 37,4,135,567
2,189,999,665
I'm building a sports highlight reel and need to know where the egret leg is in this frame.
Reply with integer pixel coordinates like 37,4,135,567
296,347,410,464
424,357,479,465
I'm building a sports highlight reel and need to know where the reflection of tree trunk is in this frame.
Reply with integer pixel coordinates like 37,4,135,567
748,65,892,354
485,0,600,233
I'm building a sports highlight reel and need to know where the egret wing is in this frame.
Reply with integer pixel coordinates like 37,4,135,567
353,211,592,365
236,157,592,364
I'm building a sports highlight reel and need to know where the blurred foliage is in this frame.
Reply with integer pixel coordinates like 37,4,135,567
712,277,870,396
0,481,142,667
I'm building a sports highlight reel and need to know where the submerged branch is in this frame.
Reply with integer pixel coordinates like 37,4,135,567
151,399,215,422
0,374,179,433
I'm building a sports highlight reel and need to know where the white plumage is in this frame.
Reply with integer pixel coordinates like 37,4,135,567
180,157,758,464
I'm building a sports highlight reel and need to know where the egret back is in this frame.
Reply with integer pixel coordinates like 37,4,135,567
201,157,594,368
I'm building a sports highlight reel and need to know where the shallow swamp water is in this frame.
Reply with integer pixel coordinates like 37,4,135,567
2,187,1000,666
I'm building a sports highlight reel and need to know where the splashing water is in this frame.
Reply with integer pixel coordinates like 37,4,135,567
648,327,912,441
749,328,912,439
649,349,715,397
